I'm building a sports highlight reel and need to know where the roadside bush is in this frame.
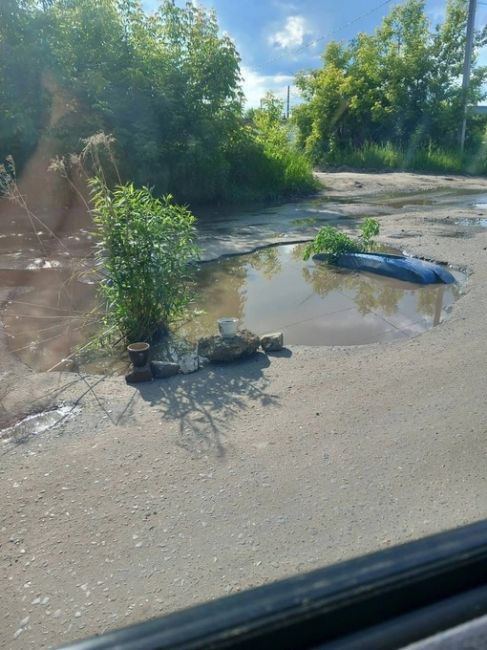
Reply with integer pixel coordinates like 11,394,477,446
294,0,487,164
228,93,319,202
323,142,487,175
90,179,198,344
225,135,318,202
1,1,319,205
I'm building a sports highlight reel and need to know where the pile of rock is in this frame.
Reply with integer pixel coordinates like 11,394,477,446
149,361,180,379
197,330,284,362
125,364,153,383
197,329,260,362
125,330,285,383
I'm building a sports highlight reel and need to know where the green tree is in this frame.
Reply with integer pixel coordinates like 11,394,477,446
0,0,48,166
0,0,315,203
294,0,487,164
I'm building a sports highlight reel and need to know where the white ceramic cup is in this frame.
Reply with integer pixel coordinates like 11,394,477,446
218,317,239,338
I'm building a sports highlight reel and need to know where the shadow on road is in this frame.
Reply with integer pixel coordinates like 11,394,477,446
135,352,279,457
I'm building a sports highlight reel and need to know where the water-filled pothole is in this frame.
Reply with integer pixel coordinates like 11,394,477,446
378,190,487,210
179,244,464,346
418,216,487,239
438,218,487,238
2,244,465,371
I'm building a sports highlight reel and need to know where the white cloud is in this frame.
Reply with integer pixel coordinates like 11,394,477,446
269,15,310,49
241,66,296,108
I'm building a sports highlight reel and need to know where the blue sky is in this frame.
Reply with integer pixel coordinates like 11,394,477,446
142,0,487,107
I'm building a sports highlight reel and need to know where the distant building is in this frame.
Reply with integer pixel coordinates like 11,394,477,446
473,105,487,115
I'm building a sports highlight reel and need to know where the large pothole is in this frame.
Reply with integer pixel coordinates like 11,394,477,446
178,243,465,346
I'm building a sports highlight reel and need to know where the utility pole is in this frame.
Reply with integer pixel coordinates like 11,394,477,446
286,85,290,120
459,0,477,152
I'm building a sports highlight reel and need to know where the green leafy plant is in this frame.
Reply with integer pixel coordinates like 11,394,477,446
358,217,380,249
224,93,319,202
90,179,199,344
303,218,380,260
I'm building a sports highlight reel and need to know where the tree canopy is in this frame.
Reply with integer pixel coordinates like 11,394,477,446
3,0,485,193
0,0,315,203
294,0,487,164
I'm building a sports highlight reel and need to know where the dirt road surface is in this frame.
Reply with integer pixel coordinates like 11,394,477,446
1,172,487,649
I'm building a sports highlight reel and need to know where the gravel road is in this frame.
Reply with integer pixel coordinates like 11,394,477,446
1,172,487,649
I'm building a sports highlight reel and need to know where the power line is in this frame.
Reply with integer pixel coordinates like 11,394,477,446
258,0,395,71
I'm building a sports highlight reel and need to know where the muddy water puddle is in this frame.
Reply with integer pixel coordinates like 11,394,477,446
196,189,487,259
0,186,475,371
1,243,464,372
180,244,464,346
1,268,99,372
453,217,487,228
419,215,487,238
374,190,487,210
196,199,363,259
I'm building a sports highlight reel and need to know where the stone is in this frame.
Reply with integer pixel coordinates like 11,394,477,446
197,330,260,362
179,353,199,374
260,331,284,352
167,339,199,374
58,358,77,372
150,361,180,379
125,364,152,383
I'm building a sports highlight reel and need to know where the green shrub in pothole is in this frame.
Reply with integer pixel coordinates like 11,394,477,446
91,179,199,344
303,217,380,260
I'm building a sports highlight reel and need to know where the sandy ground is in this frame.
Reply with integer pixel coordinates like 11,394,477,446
1,172,487,649
316,170,487,196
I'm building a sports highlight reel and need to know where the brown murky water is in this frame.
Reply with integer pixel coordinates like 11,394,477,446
2,269,99,371
370,190,487,210
1,184,475,372
179,244,463,346
2,244,464,371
